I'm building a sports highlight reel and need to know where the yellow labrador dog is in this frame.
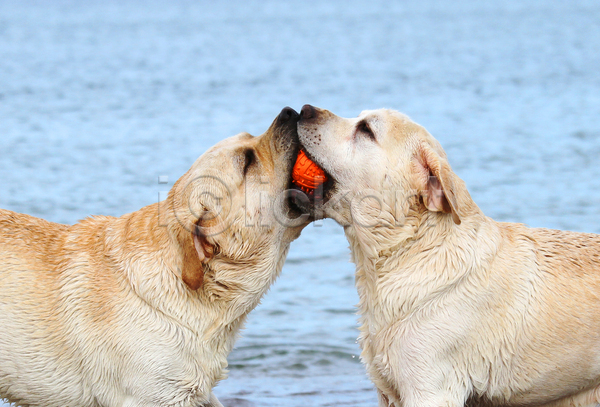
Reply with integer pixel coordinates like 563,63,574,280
0,107,309,407
297,105,600,407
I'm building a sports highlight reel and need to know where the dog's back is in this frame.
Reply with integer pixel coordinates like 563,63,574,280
0,208,172,406
1,206,174,406
0,209,94,405
0,206,183,406
0,208,67,267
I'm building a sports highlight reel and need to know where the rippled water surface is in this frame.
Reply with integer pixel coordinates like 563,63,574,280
1,0,600,406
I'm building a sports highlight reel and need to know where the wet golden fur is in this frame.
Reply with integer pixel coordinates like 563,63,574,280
0,110,305,407
298,106,600,407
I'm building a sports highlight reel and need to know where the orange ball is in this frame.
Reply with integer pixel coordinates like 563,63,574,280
292,150,328,192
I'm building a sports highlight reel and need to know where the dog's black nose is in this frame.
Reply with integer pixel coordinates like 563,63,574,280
278,106,299,122
300,104,316,120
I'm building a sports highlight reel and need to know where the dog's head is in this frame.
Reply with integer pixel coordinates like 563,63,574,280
296,105,466,230
165,107,308,292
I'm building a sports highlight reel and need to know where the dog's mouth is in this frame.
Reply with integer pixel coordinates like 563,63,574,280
287,147,334,218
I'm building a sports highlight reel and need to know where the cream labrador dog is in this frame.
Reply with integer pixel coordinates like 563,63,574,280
296,104,600,407
0,107,309,407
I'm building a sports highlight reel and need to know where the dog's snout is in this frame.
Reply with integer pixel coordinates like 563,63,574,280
300,104,316,120
278,107,299,123
269,107,300,155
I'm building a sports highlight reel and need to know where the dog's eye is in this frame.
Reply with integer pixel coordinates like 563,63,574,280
243,149,255,174
357,121,375,141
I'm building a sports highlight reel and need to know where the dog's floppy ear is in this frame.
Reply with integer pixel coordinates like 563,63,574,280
413,143,461,225
181,221,215,290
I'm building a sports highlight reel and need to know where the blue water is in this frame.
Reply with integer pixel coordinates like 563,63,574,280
1,1,600,405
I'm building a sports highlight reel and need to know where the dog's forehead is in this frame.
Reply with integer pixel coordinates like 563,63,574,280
188,132,254,173
357,109,411,125
354,109,413,140
358,109,384,121
206,132,254,154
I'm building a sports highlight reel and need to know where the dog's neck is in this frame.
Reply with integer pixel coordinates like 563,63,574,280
344,204,496,329
71,203,256,395
344,182,485,265
344,203,450,261
98,202,279,337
